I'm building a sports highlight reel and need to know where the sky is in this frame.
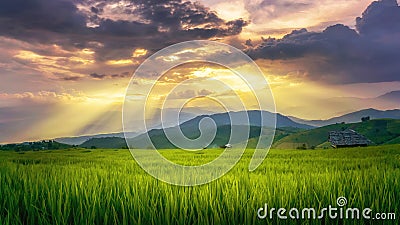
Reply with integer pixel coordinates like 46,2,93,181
0,0,400,143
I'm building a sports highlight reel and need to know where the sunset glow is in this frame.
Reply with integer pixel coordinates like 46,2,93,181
1,0,400,143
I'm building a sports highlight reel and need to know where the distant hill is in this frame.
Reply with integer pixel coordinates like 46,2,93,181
56,108,210,145
127,125,261,149
176,110,314,129
80,137,128,149
377,90,400,102
274,119,400,149
290,108,400,127
58,110,312,146
76,110,313,149
242,127,305,149
82,126,304,149
56,132,138,145
67,119,400,150
124,110,312,149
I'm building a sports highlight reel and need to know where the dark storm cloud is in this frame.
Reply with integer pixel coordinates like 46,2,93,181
62,76,82,81
0,0,86,32
89,71,131,80
356,0,400,37
0,0,247,62
245,39,253,47
247,0,400,84
89,73,107,79
0,0,88,49
249,25,359,60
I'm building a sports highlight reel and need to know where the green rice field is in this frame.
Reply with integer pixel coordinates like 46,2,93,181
1,145,399,224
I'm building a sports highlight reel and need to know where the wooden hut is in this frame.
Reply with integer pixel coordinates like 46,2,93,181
328,129,371,148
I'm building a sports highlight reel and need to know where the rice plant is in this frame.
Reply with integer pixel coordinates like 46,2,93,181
0,146,399,224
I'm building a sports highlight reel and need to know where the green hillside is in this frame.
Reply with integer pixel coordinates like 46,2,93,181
128,125,267,149
243,127,304,148
274,119,400,149
80,137,128,149
81,126,303,149
78,119,400,150
385,136,400,145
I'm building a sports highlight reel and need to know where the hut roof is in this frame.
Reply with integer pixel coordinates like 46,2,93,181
329,129,371,147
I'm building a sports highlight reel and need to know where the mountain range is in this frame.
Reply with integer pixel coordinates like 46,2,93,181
55,132,138,146
176,110,314,129
124,110,313,149
55,108,214,145
290,108,400,127
55,108,400,148
56,110,313,145
377,90,400,102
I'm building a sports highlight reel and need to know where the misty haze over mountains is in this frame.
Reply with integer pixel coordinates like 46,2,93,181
289,108,400,127
56,107,400,146
48,89,400,146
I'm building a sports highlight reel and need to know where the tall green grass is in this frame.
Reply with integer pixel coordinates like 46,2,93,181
0,146,399,224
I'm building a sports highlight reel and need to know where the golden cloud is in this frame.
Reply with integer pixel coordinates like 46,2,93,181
13,49,95,79
106,59,137,66
132,48,148,58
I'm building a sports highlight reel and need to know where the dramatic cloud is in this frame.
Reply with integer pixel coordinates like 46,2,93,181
247,0,400,84
89,71,131,79
0,0,247,63
89,73,107,79
356,0,400,37
230,0,372,37
2,0,400,143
